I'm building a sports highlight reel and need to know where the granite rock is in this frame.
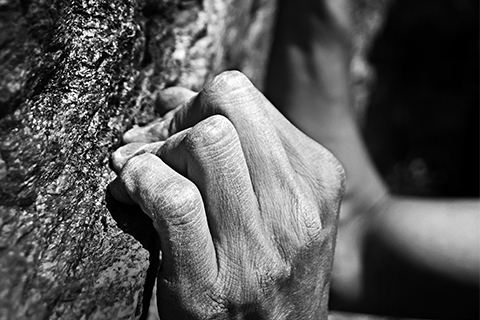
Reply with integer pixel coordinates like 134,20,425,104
0,0,276,319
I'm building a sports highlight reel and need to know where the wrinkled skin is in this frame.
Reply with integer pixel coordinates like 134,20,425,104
110,71,345,319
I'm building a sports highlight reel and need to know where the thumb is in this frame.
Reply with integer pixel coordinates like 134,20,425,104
122,87,197,143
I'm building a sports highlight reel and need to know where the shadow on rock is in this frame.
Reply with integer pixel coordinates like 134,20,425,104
105,188,161,320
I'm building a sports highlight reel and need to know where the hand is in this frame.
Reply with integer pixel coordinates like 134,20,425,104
110,71,345,319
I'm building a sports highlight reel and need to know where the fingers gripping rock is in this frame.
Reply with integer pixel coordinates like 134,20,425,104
120,153,217,283
109,70,346,320
158,115,266,253
111,142,165,173
202,71,255,107
122,87,197,144
156,87,198,115
120,154,201,226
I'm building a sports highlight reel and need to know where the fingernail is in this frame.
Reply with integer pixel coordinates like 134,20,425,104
120,143,147,156
111,143,147,173
157,87,197,113
123,127,149,144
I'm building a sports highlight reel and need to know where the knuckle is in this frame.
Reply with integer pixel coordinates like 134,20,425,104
154,178,202,221
204,70,252,95
257,257,294,296
295,197,325,245
314,146,346,200
122,153,204,223
303,211,324,240
185,115,238,153
120,153,157,194
200,71,259,116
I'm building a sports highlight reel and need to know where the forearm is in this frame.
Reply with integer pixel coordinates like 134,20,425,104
266,1,352,117
335,195,480,318
265,4,386,224
371,196,480,285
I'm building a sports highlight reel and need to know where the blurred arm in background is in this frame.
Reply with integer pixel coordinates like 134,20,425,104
265,0,479,318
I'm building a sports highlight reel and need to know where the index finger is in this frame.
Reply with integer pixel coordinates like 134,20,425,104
150,71,313,234
119,153,217,285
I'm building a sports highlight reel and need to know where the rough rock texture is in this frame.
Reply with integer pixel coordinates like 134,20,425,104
0,0,391,318
0,0,276,319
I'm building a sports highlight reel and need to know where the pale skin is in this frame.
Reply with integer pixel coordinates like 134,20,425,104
112,72,479,319
110,71,345,320
265,0,480,318
110,0,479,318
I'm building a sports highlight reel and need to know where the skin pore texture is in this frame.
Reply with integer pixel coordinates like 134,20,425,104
110,0,479,318
111,71,345,320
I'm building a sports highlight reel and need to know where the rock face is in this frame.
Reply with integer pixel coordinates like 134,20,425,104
0,0,393,318
0,0,276,319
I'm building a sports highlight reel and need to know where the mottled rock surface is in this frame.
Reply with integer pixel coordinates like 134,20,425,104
0,0,392,318
0,0,276,319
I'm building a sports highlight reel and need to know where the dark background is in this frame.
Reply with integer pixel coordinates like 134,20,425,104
365,0,479,198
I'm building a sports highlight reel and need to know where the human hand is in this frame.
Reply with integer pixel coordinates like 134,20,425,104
110,71,345,320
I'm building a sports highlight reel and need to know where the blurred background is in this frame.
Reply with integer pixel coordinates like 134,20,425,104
364,0,479,198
